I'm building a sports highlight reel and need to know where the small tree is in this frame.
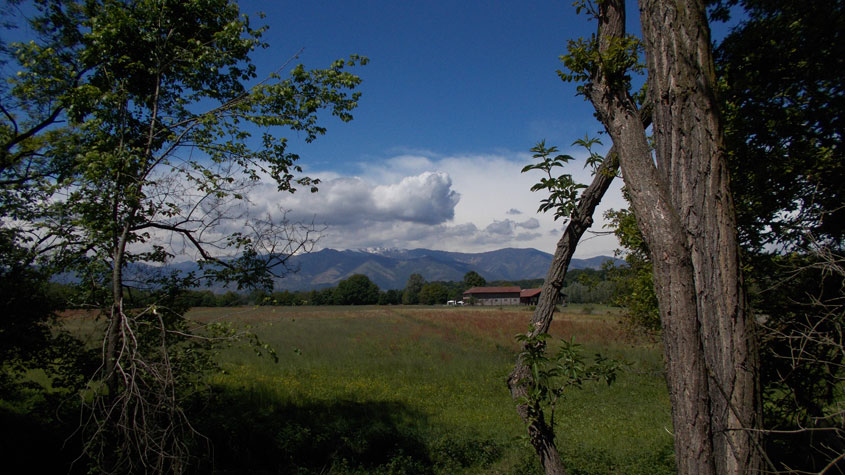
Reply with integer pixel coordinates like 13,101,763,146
419,282,449,305
378,289,402,305
1,1,366,472
402,273,425,305
513,331,621,461
463,271,487,288
509,135,628,474
334,274,380,305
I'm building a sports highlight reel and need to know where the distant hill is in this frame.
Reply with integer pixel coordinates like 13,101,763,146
265,247,622,291
108,247,622,292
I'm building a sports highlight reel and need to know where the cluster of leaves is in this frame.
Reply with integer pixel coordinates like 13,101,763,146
402,272,483,305
522,140,589,222
603,207,660,334
333,274,380,305
559,34,643,98
558,1,644,98
716,0,844,253
514,331,622,446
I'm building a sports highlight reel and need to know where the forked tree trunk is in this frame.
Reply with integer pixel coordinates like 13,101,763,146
584,1,762,473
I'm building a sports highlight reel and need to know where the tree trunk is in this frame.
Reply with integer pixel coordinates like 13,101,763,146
583,1,762,473
105,224,130,396
638,2,761,472
508,148,620,475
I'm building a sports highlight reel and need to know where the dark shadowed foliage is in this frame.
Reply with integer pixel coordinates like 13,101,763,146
189,384,503,474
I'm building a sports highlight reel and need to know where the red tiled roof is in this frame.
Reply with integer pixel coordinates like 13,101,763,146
520,288,541,298
463,286,521,294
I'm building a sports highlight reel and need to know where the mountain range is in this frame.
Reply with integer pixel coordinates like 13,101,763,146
258,247,620,291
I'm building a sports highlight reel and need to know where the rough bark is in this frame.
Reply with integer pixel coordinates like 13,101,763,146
508,148,619,475
639,2,761,472
583,1,761,473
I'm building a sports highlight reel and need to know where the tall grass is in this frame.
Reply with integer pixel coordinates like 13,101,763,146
28,305,672,473
192,305,673,474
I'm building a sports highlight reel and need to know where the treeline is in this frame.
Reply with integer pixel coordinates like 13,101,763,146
237,267,615,306
48,267,619,308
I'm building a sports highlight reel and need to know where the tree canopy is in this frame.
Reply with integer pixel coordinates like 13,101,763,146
716,0,844,252
418,282,449,305
1,0,366,471
402,273,425,305
463,270,486,288
334,274,380,305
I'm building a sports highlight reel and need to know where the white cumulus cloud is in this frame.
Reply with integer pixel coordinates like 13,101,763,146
371,171,460,224
249,171,460,227
242,149,624,257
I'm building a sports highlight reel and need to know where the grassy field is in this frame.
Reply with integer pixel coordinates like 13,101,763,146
182,304,674,474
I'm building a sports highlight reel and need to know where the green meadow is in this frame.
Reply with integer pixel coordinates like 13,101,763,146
180,304,674,474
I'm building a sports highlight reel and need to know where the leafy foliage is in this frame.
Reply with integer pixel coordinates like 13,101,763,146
334,274,380,305
514,331,622,449
716,0,844,252
402,273,426,305
419,282,450,305
1,0,366,472
522,132,612,231
463,270,487,288
604,207,660,334
558,34,643,98
558,1,644,98
522,140,586,221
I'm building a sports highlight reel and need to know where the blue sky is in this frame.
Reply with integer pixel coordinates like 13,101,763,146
243,0,603,163
232,1,735,257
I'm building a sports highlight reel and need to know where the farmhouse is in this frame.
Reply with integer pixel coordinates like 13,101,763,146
462,286,520,305
460,286,547,306
519,288,542,306
461,286,563,306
